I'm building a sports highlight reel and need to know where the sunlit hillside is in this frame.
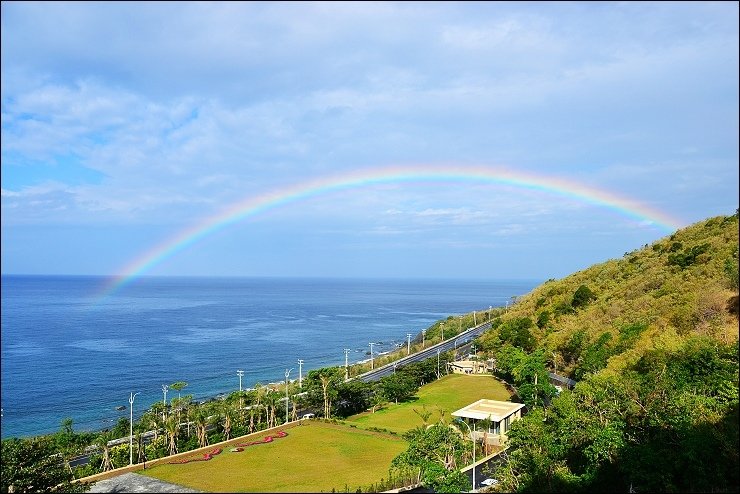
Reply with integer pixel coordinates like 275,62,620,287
474,211,739,493
479,211,739,380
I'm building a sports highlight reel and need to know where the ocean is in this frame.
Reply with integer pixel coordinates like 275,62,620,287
0,275,539,439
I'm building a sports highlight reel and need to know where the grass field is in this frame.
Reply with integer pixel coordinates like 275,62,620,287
345,373,513,433
141,421,407,492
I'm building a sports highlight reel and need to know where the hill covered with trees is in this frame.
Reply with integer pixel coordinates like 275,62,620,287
476,212,739,492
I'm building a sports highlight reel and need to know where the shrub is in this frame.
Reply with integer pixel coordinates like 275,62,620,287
571,285,596,309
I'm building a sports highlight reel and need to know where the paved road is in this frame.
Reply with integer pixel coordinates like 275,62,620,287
355,320,493,382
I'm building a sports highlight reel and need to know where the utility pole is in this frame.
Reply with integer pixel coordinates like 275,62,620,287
237,369,244,392
437,349,441,379
161,385,168,420
441,322,444,341
129,392,139,466
406,333,412,355
298,359,304,388
489,305,492,321
369,342,375,370
285,368,293,424
474,310,477,325
422,329,426,348
344,349,350,380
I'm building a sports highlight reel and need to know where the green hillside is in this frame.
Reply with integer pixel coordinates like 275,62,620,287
477,212,739,492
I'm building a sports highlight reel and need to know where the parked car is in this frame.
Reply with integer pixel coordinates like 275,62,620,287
301,413,315,419
480,478,499,487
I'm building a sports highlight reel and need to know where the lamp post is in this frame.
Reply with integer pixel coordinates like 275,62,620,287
422,329,426,348
369,342,375,370
285,368,293,424
437,348,441,379
344,349,350,380
161,385,168,420
129,392,139,466
456,419,476,492
298,359,304,388
489,306,492,321
406,333,412,355
237,369,244,392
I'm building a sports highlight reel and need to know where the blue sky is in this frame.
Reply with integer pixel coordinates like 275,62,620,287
2,1,738,280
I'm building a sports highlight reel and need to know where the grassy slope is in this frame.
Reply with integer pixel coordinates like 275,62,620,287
142,421,407,493
346,373,512,433
479,213,739,377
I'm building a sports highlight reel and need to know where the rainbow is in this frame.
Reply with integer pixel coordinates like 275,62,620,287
97,164,683,297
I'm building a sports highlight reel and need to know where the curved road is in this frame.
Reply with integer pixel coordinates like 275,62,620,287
355,320,493,382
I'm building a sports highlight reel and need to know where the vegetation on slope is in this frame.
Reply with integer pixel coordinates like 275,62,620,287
476,212,739,492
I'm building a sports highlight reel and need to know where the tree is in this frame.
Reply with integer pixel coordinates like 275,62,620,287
379,372,417,404
164,415,179,456
191,404,210,448
477,417,493,456
221,400,236,441
170,381,188,424
94,430,114,473
1,437,90,493
412,405,433,428
392,423,470,492
571,285,596,309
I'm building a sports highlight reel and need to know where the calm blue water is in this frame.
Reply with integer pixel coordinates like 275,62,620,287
0,275,538,439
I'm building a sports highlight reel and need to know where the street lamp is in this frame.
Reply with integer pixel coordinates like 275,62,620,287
344,349,351,380
237,369,244,392
298,360,304,388
369,343,375,370
437,348,441,379
422,329,426,348
456,419,476,492
161,385,168,420
285,368,293,424
129,392,139,466
406,333,412,355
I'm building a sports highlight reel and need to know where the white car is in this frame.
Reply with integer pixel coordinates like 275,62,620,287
480,478,499,487
301,413,315,419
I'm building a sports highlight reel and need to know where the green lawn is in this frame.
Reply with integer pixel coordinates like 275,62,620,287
346,373,513,433
141,421,407,492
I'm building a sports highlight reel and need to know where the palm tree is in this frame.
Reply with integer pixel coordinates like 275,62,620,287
263,391,279,428
95,430,114,472
170,381,188,425
413,405,433,427
320,375,332,418
192,405,210,448
478,417,493,455
221,401,236,441
148,411,162,444
253,383,265,425
165,415,179,456
135,428,145,464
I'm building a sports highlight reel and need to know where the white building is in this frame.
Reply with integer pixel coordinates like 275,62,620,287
451,399,525,446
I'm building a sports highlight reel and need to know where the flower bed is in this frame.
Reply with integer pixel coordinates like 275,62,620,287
231,430,287,451
168,431,288,464
169,447,222,464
